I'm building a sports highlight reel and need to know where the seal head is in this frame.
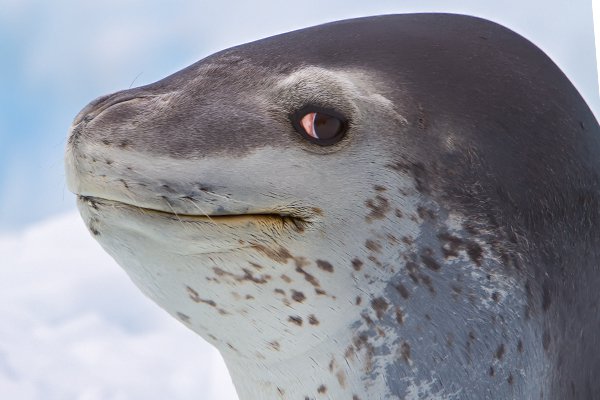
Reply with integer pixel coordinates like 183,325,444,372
66,14,600,400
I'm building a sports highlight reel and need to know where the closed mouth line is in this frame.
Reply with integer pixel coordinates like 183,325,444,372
77,195,309,231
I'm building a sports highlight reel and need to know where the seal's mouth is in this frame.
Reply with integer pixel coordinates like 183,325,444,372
78,195,312,232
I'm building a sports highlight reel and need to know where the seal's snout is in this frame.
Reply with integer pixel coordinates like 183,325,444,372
65,85,165,202
71,87,151,127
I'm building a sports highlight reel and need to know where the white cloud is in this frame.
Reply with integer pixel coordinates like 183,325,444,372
0,212,238,400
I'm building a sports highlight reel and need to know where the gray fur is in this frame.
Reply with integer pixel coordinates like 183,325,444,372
66,13,600,400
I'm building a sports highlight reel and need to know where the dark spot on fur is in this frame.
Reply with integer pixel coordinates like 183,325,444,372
281,274,292,283
119,139,131,148
508,373,514,385
186,286,200,302
365,239,382,253
185,286,225,312
421,249,441,271
176,312,190,323
274,288,285,295
542,282,552,311
253,245,293,264
119,179,129,189
291,290,306,303
517,339,524,353
496,343,505,360
361,312,374,326
269,341,280,351
345,345,355,360
404,261,419,284
374,185,387,192
395,307,404,325
198,298,216,307
371,297,388,319
311,207,324,216
400,342,411,364
317,384,327,394
367,256,382,267
438,233,463,258
352,258,363,271
419,273,435,294
288,316,303,326
492,291,500,302
355,296,362,305
395,209,403,218
466,241,483,265
227,342,238,352
524,280,533,320
308,314,319,325
542,330,551,351
336,370,347,388
395,283,410,299
316,259,334,273
463,222,479,235
249,262,263,270
245,294,254,300
386,233,398,244
213,266,271,284
365,195,390,221
417,206,435,220
417,105,427,129
489,366,495,376
411,162,430,194
295,263,321,288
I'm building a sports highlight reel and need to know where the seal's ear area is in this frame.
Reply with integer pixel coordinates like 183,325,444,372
290,105,349,146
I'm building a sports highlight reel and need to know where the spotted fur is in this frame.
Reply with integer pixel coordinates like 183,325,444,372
66,14,600,400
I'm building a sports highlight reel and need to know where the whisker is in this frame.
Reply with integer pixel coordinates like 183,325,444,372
129,72,143,89
164,197,187,230
182,196,221,227
200,189,256,207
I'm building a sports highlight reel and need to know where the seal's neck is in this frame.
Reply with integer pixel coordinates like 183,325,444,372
224,327,387,400
216,203,547,400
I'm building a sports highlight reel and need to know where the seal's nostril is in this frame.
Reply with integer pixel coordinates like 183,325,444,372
72,93,117,126
71,89,151,126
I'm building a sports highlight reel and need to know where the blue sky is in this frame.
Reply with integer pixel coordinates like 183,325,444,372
0,1,598,399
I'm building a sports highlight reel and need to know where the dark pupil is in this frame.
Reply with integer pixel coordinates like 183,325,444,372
314,113,342,139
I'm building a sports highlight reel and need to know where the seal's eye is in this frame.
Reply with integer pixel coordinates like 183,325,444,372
291,106,348,146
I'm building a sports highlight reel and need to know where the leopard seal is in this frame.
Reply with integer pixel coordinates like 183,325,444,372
65,13,600,400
